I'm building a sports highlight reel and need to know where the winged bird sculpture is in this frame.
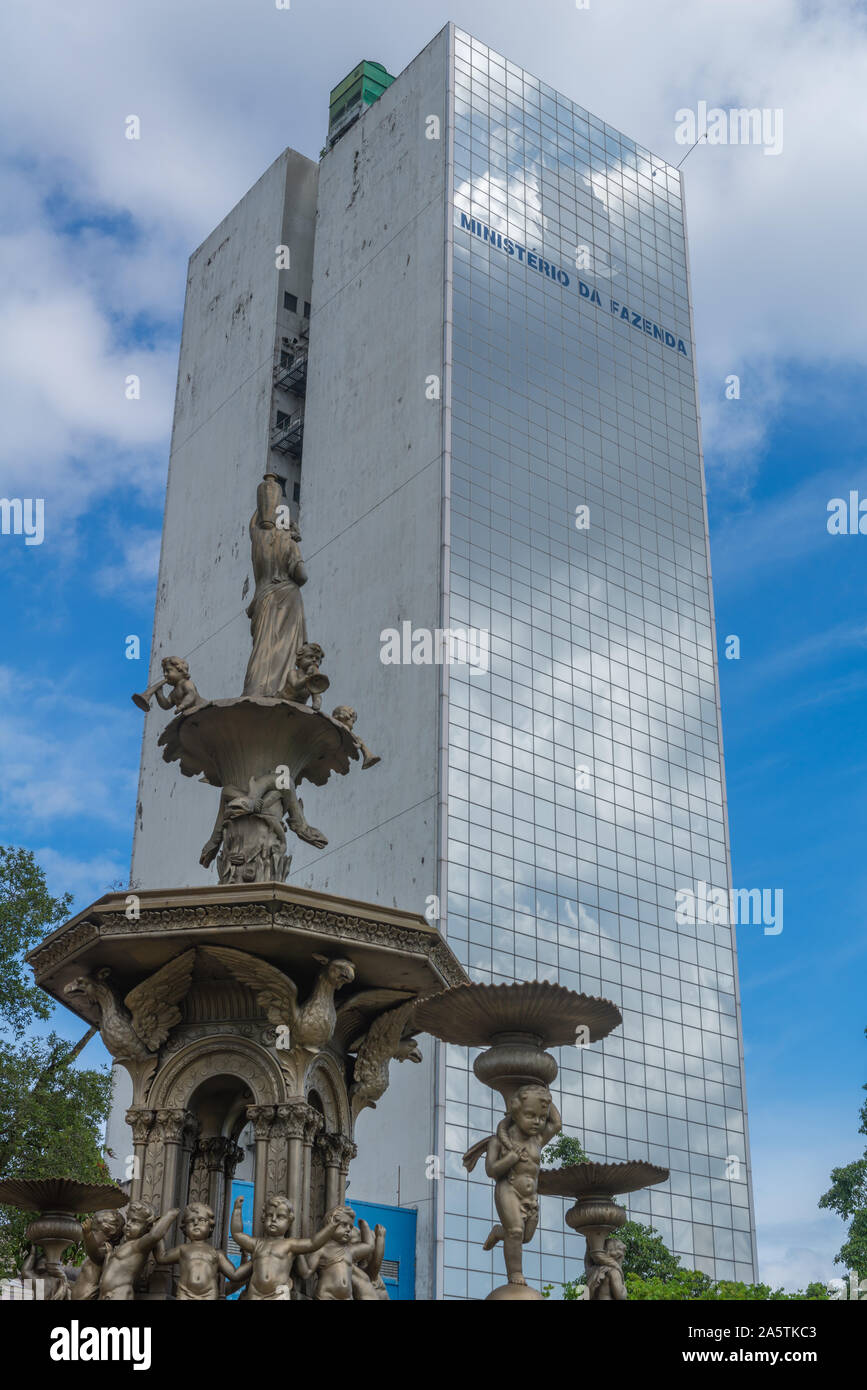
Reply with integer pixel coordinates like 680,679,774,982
199,946,356,1053
63,949,196,1100
348,1000,423,1115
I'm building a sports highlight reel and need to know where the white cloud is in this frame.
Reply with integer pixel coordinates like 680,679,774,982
751,1103,859,1289
1,0,866,513
34,845,129,905
94,526,162,596
0,671,138,832
0,205,176,513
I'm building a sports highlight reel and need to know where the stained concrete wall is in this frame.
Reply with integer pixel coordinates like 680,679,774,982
126,33,451,1297
131,148,318,888
286,29,450,1299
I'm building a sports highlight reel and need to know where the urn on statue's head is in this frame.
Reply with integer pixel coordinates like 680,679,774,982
256,471,283,528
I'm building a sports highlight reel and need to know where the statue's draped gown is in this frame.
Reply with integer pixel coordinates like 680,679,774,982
242,514,308,697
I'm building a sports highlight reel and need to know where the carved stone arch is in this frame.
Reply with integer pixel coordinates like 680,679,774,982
148,1035,286,1111
305,1051,350,1136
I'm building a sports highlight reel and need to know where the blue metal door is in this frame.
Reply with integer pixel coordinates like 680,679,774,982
350,1201,417,1301
226,1179,254,1300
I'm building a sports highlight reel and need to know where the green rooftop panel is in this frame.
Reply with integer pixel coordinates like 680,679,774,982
328,60,395,143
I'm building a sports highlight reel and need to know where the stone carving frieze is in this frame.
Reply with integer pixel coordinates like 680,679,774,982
162,1020,274,1055
28,922,99,979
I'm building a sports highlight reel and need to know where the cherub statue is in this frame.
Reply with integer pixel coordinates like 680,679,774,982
282,642,329,709
463,1082,562,1288
133,656,204,715
295,1204,376,1301
155,1202,237,1300
69,1208,126,1301
331,705,381,769
63,950,196,1099
228,1194,346,1300
585,1236,627,1300
199,766,327,877
20,1244,70,1300
350,1219,389,1300
97,1201,179,1301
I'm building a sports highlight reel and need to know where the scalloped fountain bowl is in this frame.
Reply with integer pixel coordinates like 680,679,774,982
414,980,622,1102
158,696,358,789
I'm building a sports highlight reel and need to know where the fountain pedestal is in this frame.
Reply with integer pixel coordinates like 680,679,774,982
415,981,623,1300
539,1162,670,1300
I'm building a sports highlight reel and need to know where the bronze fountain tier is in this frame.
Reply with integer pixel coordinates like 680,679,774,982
539,1161,670,1300
131,473,380,886
414,980,623,1301
23,882,467,1299
0,1178,126,1300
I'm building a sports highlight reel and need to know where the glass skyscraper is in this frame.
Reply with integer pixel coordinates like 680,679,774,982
124,24,757,1297
440,30,756,1295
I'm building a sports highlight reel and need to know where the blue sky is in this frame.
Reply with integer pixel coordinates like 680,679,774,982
1,0,865,1290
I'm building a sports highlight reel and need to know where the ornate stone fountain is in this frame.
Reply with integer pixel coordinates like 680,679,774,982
10,471,468,1300
11,471,670,1304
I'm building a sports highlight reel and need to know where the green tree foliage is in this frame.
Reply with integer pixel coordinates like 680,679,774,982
615,1219,681,1281
0,1030,113,1276
625,1270,829,1300
818,1027,867,1278
541,1132,590,1166
553,1220,678,1298
0,846,112,1278
547,1221,831,1301
0,846,72,1036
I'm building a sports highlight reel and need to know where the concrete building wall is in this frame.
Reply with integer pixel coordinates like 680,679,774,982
291,29,450,1298
131,149,318,889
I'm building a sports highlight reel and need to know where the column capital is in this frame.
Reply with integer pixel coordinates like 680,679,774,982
275,1099,320,1141
315,1131,348,1169
125,1106,156,1146
155,1107,197,1144
200,1135,241,1169
246,1103,277,1140
337,1137,358,1173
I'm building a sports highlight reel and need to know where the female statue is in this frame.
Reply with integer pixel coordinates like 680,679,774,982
243,474,309,698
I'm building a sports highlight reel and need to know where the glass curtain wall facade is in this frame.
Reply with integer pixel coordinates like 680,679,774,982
441,29,756,1297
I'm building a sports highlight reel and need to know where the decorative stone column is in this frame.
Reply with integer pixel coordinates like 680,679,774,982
246,1104,277,1236
125,1107,157,1203
198,1137,242,1246
317,1132,347,1213
147,1108,197,1299
157,1110,198,1231
279,1101,315,1233
266,1108,292,1203
187,1141,212,1209
301,1107,324,1237
336,1136,357,1209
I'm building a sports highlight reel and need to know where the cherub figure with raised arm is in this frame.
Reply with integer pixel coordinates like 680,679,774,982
350,1219,389,1300
463,1082,561,1288
97,1201,179,1301
70,1209,126,1301
228,1193,346,1300
156,1202,237,1300
295,1204,376,1300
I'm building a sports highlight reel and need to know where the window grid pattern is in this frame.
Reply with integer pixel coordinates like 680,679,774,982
441,30,755,1300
